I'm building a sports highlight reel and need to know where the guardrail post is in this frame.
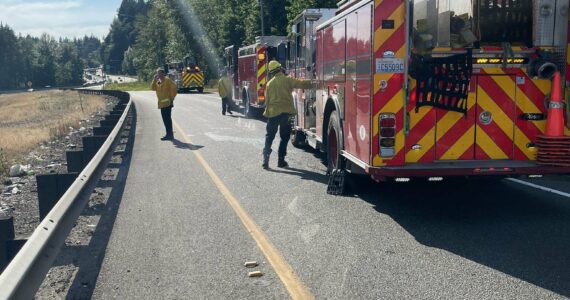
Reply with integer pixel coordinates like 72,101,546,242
0,214,15,272
93,126,113,136
36,173,78,220
100,119,117,127
66,150,85,173
114,104,127,111
105,114,120,122
82,136,107,161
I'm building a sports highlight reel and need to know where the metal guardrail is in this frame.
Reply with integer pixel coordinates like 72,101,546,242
0,90,133,299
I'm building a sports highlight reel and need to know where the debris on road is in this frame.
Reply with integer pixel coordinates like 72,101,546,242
244,261,258,268
248,271,263,277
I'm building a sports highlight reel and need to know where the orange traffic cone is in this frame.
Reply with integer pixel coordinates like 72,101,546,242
544,71,565,137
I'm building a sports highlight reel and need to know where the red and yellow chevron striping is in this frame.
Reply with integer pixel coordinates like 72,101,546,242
372,0,406,167
182,72,204,88
257,47,267,102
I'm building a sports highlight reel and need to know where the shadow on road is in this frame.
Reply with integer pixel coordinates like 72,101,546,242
50,106,138,299
266,166,329,185
171,138,204,150
357,178,570,297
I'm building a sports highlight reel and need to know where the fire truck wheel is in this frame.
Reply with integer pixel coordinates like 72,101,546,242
327,110,344,172
197,87,204,93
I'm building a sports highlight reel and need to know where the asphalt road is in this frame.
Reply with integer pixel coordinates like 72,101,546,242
93,91,570,299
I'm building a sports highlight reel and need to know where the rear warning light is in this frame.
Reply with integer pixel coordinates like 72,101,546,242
380,128,395,137
380,118,395,127
380,138,395,147
428,177,443,182
394,177,411,182
379,113,396,157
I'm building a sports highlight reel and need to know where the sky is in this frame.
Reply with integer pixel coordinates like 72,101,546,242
0,0,122,40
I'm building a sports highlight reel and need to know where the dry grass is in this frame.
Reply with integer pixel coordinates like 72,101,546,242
0,90,106,171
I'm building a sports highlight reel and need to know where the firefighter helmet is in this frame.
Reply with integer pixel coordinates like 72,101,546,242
268,60,282,72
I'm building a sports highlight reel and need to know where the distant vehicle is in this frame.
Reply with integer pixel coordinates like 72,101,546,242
224,36,288,117
165,56,205,93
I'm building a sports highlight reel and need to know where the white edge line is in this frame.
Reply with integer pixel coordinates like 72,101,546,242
506,178,570,199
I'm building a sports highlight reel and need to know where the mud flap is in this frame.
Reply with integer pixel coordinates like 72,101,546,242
327,169,346,195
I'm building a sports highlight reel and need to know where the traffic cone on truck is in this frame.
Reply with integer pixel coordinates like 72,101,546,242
536,71,570,167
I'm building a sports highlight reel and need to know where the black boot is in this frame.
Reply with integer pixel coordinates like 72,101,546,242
277,157,288,168
262,150,271,169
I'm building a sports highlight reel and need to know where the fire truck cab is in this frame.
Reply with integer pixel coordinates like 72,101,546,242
225,36,288,117
291,0,570,188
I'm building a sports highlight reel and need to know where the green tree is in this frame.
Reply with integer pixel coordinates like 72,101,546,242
35,34,57,86
0,24,20,89
122,46,136,75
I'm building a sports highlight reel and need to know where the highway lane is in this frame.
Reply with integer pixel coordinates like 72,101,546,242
94,91,570,299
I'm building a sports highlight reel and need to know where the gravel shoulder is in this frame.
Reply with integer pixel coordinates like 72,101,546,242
0,93,132,299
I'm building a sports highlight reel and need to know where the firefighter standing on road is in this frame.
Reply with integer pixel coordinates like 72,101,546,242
151,68,177,140
262,60,315,169
218,69,233,115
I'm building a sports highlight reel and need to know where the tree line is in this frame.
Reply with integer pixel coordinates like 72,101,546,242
0,23,101,90
101,0,337,81
0,0,337,89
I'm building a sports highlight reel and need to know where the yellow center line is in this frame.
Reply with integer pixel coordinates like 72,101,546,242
172,120,314,300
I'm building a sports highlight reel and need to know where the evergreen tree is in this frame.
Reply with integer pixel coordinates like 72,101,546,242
0,24,20,89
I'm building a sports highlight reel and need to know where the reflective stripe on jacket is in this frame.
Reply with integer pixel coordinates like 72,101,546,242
151,77,177,109
263,72,314,118
218,76,232,99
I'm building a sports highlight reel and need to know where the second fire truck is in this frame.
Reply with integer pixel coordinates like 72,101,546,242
166,56,205,93
225,36,288,117
289,0,570,192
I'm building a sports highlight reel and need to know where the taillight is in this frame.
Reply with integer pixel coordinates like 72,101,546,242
379,113,396,157
258,86,265,102
380,118,395,127
380,128,395,137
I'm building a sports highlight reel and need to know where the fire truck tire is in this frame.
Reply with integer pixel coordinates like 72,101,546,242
197,87,204,93
326,110,344,172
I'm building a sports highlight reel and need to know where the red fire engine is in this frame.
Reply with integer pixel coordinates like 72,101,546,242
290,0,570,190
225,36,288,117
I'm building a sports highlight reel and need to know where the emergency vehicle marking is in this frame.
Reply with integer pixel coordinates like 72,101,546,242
440,125,475,160
434,96,477,160
480,72,541,159
372,0,406,166
566,13,570,81
257,47,267,102
405,106,436,163
183,71,205,87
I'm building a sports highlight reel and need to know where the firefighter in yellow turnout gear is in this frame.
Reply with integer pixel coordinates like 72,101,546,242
151,68,177,140
218,70,233,115
262,60,315,169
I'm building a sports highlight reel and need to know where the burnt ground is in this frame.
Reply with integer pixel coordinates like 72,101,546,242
0,95,137,299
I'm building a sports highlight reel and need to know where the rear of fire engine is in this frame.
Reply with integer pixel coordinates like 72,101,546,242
171,56,205,93
291,0,570,190
224,36,288,117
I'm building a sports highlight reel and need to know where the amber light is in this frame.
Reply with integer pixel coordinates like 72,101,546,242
258,53,266,60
